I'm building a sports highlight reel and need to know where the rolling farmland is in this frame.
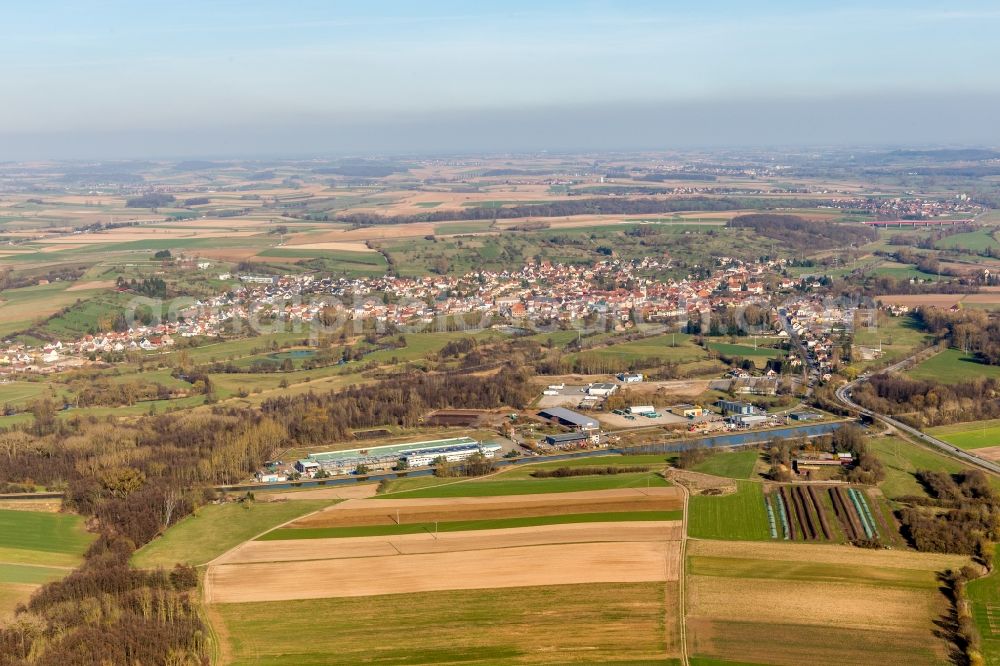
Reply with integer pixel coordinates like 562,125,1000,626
686,540,969,666
0,509,95,619
214,583,678,665
687,481,771,540
205,485,684,663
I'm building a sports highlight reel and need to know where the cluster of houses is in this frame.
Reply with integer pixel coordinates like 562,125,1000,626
782,296,862,379
3,256,829,376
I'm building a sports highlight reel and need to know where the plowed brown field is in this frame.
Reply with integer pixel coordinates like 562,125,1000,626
288,487,683,528
206,535,679,602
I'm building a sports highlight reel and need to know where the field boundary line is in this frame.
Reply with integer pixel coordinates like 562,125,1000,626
203,501,340,567
677,479,690,666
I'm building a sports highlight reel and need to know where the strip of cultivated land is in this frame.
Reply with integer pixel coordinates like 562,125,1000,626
0,509,94,619
261,509,682,540
207,522,681,602
285,487,683,528
217,520,684,565
686,539,970,666
213,582,680,665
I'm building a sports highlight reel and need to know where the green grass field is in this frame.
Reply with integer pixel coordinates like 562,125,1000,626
935,229,1000,252
0,282,108,337
261,509,683,540
687,481,770,540
214,582,678,665
573,333,705,363
0,562,71,585
0,509,95,619
967,545,1000,665
706,341,786,359
132,500,333,568
868,436,971,499
690,451,760,479
852,313,932,370
375,470,670,498
927,418,1000,450
0,509,94,561
907,348,1000,383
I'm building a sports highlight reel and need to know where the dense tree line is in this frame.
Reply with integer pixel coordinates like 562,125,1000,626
116,276,168,298
851,372,1000,427
71,377,176,407
918,307,1000,366
0,409,286,664
0,266,86,292
125,193,175,208
898,470,1000,557
637,172,717,182
261,367,534,444
727,214,878,250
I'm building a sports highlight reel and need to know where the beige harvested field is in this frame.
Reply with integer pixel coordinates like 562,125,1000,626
66,280,115,292
306,223,438,241
289,487,683,528
281,241,376,252
972,445,1000,461
207,538,679,602
685,539,965,666
961,293,1000,305
690,575,940,631
190,248,263,261
37,229,263,244
879,292,1000,307
260,483,379,501
215,520,683,565
688,539,969,570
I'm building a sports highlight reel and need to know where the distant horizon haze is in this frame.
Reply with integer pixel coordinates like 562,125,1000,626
2,1,999,159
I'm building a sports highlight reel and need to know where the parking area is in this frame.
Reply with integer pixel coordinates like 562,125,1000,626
598,411,688,428
536,385,596,410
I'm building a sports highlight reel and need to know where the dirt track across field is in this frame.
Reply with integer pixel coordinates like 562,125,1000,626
215,520,683,565
207,535,680,603
287,487,683,528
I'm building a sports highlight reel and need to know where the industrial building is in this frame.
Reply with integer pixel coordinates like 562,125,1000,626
670,404,705,418
544,431,599,446
617,372,644,383
717,400,757,415
538,407,600,431
295,437,501,476
731,413,768,428
586,382,618,397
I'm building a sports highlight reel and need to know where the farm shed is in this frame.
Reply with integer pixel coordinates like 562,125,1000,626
586,382,618,397
538,407,600,431
670,403,705,418
545,432,598,446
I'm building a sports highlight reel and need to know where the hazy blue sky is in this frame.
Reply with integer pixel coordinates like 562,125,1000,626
2,1,999,158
